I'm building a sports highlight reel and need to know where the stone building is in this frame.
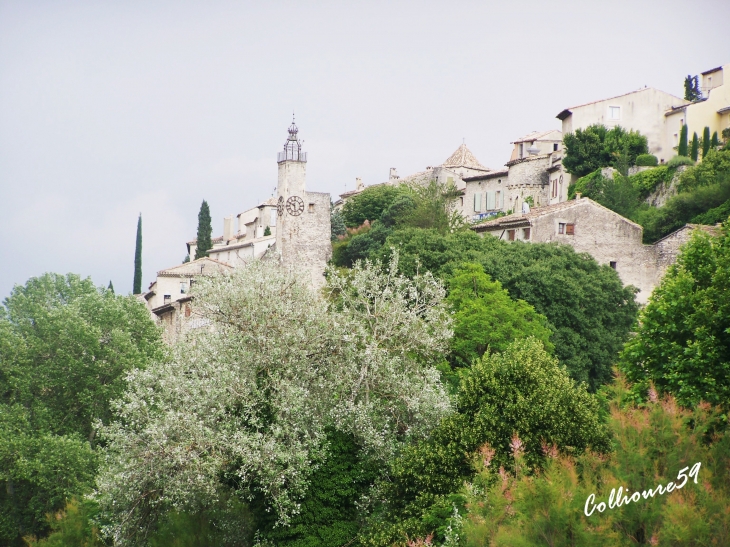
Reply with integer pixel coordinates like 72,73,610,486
459,130,566,222
472,195,719,304
143,257,234,343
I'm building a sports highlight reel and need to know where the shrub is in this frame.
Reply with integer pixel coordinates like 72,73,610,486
341,185,409,228
635,154,658,166
569,169,607,200
667,155,694,168
629,166,672,198
692,198,730,225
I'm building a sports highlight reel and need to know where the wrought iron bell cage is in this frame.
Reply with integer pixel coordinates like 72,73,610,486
277,121,307,163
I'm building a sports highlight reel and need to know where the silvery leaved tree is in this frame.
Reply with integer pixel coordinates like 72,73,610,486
95,254,452,545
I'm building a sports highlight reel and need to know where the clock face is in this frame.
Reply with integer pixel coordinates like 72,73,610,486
277,196,285,217
286,195,304,216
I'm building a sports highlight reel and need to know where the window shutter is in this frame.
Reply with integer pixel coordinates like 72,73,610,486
566,224,575,235
474,193,482,212
486,191,494,210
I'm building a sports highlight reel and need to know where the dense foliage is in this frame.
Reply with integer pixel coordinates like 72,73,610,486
375,229,638,390
461,375,730,546
620,224,730,407
362,338,611,546
678,124,689,157
562,125,648,177
446,264,553,368
684,74,702,101
95,256,452,545
0,274,163,544
341,184,409,228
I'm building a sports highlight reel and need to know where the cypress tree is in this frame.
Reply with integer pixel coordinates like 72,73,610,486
195,200,213,260
133,214,142,294
711,131,719,149
691,132,699,162
678,124,688,157
107,281,115,294
702,126,711,158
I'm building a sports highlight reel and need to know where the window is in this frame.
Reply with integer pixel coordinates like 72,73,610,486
553,143,559,151
609,106,621,120
163,294,171,304
610,261,617,270
523,228,531,240
566,223,575,235
507,229,515,241
180,281,187,294
519,143,524,158
308,203,315,213
460,196,464,206
558,223,565,234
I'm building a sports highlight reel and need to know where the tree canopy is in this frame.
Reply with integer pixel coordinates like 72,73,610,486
620,224,730,407
0,274,163,544
562,124,648,177
95,255,453,545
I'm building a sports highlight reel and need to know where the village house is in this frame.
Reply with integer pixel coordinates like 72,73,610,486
556,87,688,179
471,195,719,304
665,63,730,154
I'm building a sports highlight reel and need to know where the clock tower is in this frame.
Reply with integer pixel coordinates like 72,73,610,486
275,118,331,288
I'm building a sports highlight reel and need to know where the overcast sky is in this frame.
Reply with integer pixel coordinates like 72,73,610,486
1,0,728,298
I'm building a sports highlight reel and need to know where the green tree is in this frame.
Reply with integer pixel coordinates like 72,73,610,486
711,130,719,150
341,184,408,228
96,256,452,544
691,131,699,162
446,263,553,368
620,225,730,407
703,126,711,158
0,274,163,543
563,125,648,177
194,200,213,260
263,225,271,236
330,203,346,241
378,230,638,390
107,280,114,293
133,214,142,294
365,338,610,545
683,74,702,101
678,124,689,157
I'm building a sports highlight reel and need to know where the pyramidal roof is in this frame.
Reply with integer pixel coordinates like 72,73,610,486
442,143,489,171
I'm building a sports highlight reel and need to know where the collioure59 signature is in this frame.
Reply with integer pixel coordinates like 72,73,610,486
584,462,702,517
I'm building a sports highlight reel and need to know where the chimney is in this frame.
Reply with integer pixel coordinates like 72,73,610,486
389,168,399,182
575,192,582,200
223,215,234,241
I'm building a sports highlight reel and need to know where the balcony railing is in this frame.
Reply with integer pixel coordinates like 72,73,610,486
277,151,307,163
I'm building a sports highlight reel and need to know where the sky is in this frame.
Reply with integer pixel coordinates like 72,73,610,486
1,0,729,298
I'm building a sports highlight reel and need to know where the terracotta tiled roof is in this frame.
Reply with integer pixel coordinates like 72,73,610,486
441,144,489,171
187,235,225,246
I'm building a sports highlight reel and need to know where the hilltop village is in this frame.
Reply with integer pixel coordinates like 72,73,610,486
142,62,730,340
